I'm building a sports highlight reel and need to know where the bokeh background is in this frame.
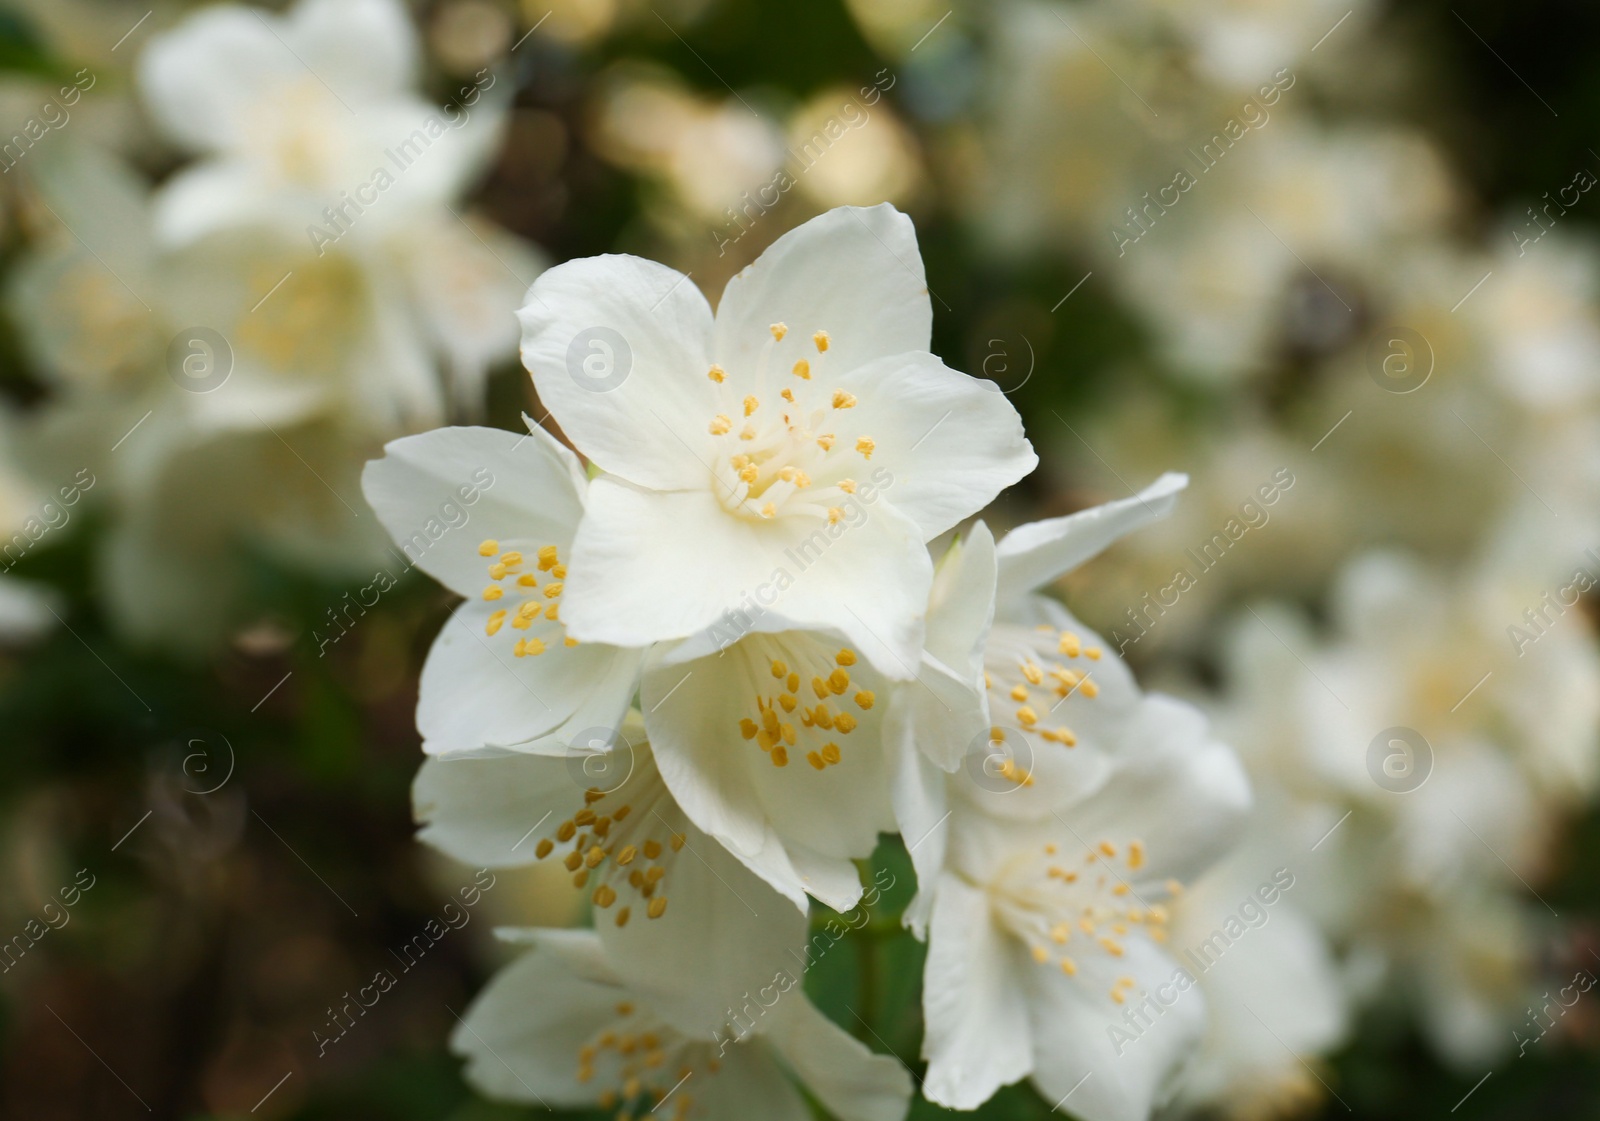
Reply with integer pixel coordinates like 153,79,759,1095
1,0,1599,1118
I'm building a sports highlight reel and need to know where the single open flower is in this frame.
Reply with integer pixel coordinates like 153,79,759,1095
517,203,1035,672
921,696,1250,1121
414,713,804,1031
362,424,641,755
453,928,912,1121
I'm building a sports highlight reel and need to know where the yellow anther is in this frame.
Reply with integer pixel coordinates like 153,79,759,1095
761,502,776,518
708,364,726,383
535,838,554,859
770,659,788,678
546,603,560,620
821,742,841,764
1017,705,1038,726
485,610,506,636
488,562,507,580
833,712,857,734
1051,923,1071,944
709,414,733,435
517,637,547,656
813,707,834,730
544,583,563,598
786,672,799,692
1080,679,1100,698
813,330,830,352
501,551,522,567
557,820,577,842
743,395,759,416
739,463,759,483
807,751,825,770
854,690,875,709
856,437,875,458
740,425,756,440
585,846,605,868
1086,647,1103,660
478,539,499,556
990,726,1005,743
831,390,857,409
642,840,662,860
1022,662,1043,685
817,434,835,450
780,723,797,746
836,649,856,666
828,507,843,524
1010,684,1029,702
778,693,797,712
1031,944,1050,964
1098,840,1117,857
1059,633,1081,657
792,359,810,379
574,808,596,827
616,845,637,865
781,387,795,403
770,323,787,341
593,885,617,907
563,851,582,871
564,636,579,647
552,564,566,578
828,668,850,694
1060,957,1078,976
538,546,559,571
771,746,788,767
1111,989,1125,1004
1099,937,1125,957
648,897,668,919
838,478,856,493
483,586,504,601
1128,841,1145,869
517,573,538,587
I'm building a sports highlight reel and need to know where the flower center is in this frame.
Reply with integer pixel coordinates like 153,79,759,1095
703,324,876,521
532,753,684,925
476,539,581,657
982,623,1104,784
990,836,1178,1003
734,637,876,771
577,1001,719,1121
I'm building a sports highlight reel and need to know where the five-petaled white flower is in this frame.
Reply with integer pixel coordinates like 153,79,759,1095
453,928,912,1121
517,203,1036,672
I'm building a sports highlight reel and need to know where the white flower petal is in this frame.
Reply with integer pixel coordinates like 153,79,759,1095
603,807,808,1037
416,601,638,756
995,473,1188,610
361,424,586,600
286,0,417,102
413,751,581,866
139,6,291,153
565,478,931,671
1026,937,1207,1121
691,1038,813,1121
887,722,949,937
450,930,624,1107
518,255,717,489
837,352,1035,539
761,993,913,1121
712,204,931,381
922,874,1035,1109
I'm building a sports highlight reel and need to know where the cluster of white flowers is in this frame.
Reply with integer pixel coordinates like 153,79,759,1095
4,0,538,649
364,205,1253,1121
922,0,1600,1110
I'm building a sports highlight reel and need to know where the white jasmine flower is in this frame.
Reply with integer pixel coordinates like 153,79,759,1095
896,474,1190,927
363,425,641,755
516,203,1036,670
453,928,912,1121
413,714,805,1032
138,0,499,250
920,695,1250,1121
